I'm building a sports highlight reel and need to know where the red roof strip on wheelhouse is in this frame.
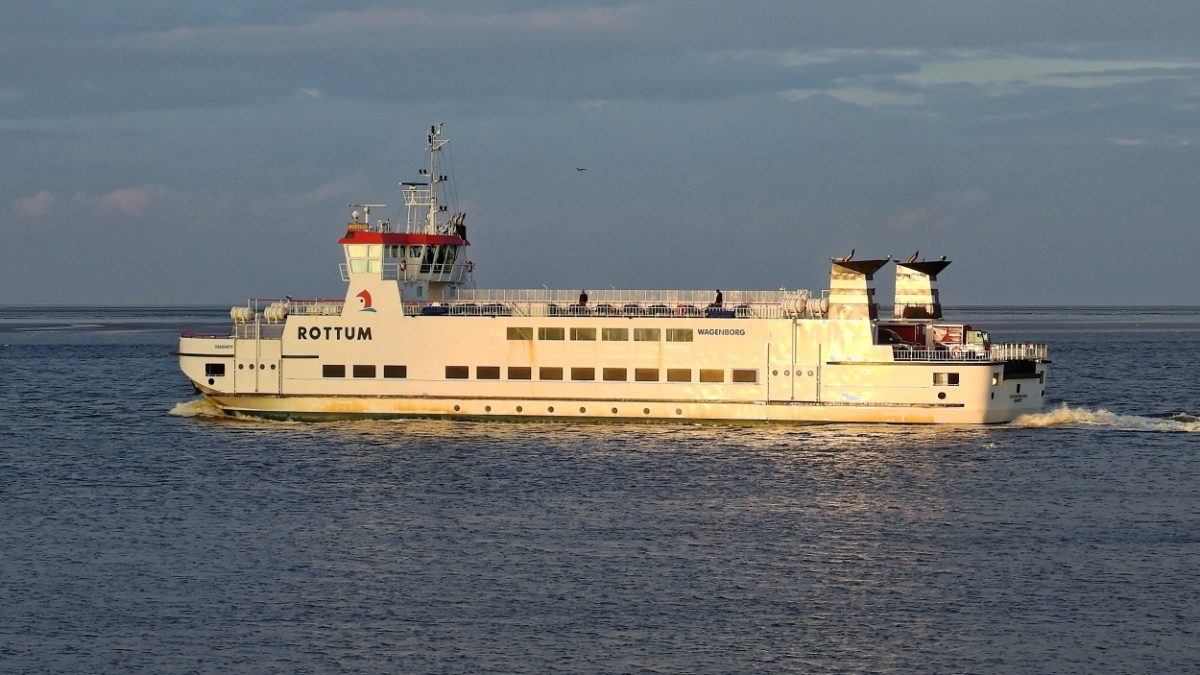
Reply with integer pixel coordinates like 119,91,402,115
338,231,468,246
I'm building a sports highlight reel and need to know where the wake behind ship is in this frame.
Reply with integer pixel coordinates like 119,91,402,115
178,124,1049,424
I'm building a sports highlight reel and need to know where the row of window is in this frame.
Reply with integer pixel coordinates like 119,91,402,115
508,327,694,342
322,365,408,378
218,362,966,389
320,364,758,383
216,363,978,390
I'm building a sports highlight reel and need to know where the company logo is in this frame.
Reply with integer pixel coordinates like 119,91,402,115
356,289,376,312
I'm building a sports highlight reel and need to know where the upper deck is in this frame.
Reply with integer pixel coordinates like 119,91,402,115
193,291,1050,366
242,288,826,320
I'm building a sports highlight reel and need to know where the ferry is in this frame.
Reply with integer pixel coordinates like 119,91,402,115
178,123,1049,424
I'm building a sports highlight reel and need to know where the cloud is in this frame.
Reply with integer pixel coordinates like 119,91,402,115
14,191,55,218
98,186,156,216
112,5,649,56
886,188,993,232
10,185,186,224
780,87,925,108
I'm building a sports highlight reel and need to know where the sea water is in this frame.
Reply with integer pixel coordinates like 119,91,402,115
0,306,1197,674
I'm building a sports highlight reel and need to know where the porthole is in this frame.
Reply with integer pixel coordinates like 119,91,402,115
260,364,266,369
238,364,244,370
937,392,947,400
270,364,276,370
611,407,618,414
807,370,814,377
485,405,492,412
516,405,523,413
784,370,790,376
772,369,778,376
207,378,215,385
643,408,650,415
548,406,555,413
579,407,586,413
675,408,682,415
453,405,461,412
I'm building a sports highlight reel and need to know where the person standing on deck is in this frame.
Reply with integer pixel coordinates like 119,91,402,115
579,290,588,306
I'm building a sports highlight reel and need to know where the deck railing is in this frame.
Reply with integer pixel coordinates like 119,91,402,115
989,342,1050,361
405,301,804,319
893,343,1049,362
446,289,822,318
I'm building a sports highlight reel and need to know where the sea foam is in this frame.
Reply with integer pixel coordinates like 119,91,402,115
169,397,226,418
1015,404,1200,432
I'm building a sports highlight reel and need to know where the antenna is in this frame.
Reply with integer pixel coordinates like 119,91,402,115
348,203,387,226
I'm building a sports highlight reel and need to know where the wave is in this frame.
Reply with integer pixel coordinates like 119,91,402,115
169,397,226,418
1014,405,1200,432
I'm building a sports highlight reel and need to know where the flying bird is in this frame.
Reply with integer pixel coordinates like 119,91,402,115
576,166,587,172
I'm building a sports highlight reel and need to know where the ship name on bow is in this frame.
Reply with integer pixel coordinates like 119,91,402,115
297,326,374,341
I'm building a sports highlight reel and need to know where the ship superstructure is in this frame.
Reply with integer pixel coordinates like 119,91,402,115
178,124,1049,424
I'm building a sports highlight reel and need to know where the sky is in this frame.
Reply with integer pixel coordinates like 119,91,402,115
2,0,1199,305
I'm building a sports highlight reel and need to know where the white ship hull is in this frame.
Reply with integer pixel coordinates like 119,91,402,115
180,311,1048,425
200,393,1038,425
177,123,1049,425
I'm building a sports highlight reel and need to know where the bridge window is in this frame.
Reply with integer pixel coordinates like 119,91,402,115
508,366,532,380
699,369,723,383
205,363,226,376
322,364,345,378
570,327,596,341
603,368,627,382
445,365,469,379
477,366,500,380
353,365,376,378
571,367,595,381
602,328,628,341
539,367,563,380
538,327,565,340
384,365,407,378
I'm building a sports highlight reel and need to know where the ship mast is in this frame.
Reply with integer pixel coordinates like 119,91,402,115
404,122,450,234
